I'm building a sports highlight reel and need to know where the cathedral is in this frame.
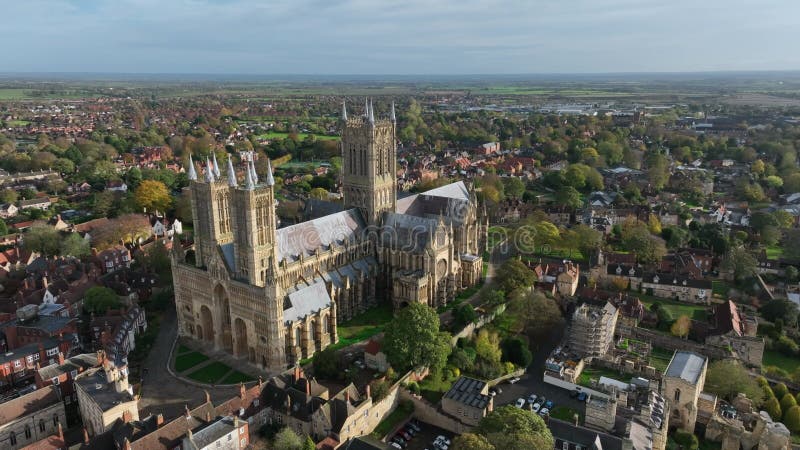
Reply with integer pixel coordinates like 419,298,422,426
171,100,487,372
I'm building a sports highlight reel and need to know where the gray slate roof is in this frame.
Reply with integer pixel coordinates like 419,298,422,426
283,280,333,324
277,209,365,263
665,351,706,384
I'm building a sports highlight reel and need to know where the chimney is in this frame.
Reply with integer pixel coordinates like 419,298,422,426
294,366,301,383
185,404,191,419
345,390,350,404
122,409,133,423
57,423,63,440
305,380,310,396
366,384,371,399
240,382,246,399
83,427,89,443
205,390,211,403
58,352,65,365
206,411,211,422
156,413,164,427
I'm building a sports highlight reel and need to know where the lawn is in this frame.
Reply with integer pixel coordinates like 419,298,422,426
7,120,30,126
763,350,800,374
638,296,709,321
174,351,210,372
766,246,784,259
176,344,193,355
220,370,256,384
327,303,394,352
418,376,454,404
550,406,583,424
255,131,340,141
712,281,731,298
372,400,414,438
522,247,587,262
648,347,674,374
578,366,626,387
186,361,233,384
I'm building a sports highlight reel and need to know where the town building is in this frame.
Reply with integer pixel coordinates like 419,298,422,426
181,416,249,450
171,102,486,372
74,366,138,437
0,386,66,450
663,351,707,434
441,376,493,426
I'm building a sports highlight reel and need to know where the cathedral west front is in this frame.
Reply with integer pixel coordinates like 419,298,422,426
171,100,487,372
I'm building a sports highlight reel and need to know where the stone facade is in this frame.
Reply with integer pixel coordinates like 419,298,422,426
0,386,66,450
663,351,707,434
172,102,486,373
569,302,618,358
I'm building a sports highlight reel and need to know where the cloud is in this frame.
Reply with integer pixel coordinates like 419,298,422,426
1,0,798,73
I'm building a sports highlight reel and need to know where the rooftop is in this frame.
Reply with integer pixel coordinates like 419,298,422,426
443,376,490,409
0,385,60,426
188,416,244,448
75,368,136,411
665,351,707,385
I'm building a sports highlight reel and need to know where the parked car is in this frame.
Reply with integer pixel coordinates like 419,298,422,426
434,436,451,446
400,430,412,440
508,377,521,384
531,402,542,413
528,394,538,405
405,427,417,437
408,420,421,432
515,397,526,408
544,400,554,409
391,436,407,448
390,443,402,450
539,407,550,416
577,392,588,402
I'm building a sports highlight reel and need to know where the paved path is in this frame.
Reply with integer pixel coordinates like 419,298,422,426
137,307,240,420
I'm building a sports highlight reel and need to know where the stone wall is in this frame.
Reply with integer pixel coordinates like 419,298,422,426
450,304,506,346
398,390,472,435
618,326,730,360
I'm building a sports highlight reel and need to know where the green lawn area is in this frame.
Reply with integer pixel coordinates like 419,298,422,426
174,351,210,372
176,344,193,355
255,131,340,141
638,295,709,321
328,303,394,351
522,247,587,262
712,281,731,298
550,406,583,424
7,120,30,126
0,89,27,100
418,376,454,404
763,350,800,373
372,400,414,438
578,366,626,388
648,347,675,374
186,361,233,384
220,371,256,384
766,246,784,259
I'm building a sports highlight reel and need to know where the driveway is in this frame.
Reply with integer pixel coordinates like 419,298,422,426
137,306,240,420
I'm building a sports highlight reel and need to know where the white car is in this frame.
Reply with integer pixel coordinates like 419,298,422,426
508,377,521,384
390,444,402,450
515,397,526,408
531,402,542,413
434,436,451,446
539,407,550,416
527,394,538,405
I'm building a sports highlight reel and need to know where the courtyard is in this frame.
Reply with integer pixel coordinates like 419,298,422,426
172,344,256,385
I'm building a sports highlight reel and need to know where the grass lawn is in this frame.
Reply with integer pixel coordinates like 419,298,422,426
638,295,709,321
186,362,233,384
220,371,256,384
0,89,27,100
712,281,731,298
372,400,414,438
648,347,674,374
766,246,784,259
763,350,800,374
7,120,30,126
578,366,626,387
418,376,454,404
550,406,583,424
174,351,209,372
522,247,587,262
176,344,193,355
255,131,340,141
328,303,394,352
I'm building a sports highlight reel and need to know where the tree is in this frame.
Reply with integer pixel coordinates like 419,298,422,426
312,347,339,380
645,151,670,190
134,179,172,213
452,433,495,450
23,225,60,256
573,224,603,257
495,259,536,294
705,360,765,405
501,337,533,368
670,315,691,338
721,247,757,283
503,177,525,199
781,393,798,418
620,218,667,264
383,303,451,372
473,405,554,450
672,431,699,450
60,233,90,258
0,219,7,236
764,396,782,421
273,427,303,450
782,229,800,260
453,303,478,328
0,188,18,204
309,187,328,200
83,286,122,314
555,185,582,209
507,291,563,337
784,405,800,433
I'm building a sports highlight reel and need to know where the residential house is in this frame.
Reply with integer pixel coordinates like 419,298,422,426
0,204,19,219
19,198,52,211
74,366,138,437
363,339,388,373
640,273,712,304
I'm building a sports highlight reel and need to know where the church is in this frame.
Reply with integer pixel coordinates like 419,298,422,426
170,100,487,372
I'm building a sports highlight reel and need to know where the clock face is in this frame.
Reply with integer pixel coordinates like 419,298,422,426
436,259,447,278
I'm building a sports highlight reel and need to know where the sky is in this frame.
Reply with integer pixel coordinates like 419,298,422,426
2,0,799,75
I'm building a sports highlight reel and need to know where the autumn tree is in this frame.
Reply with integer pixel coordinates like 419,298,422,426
60,233,90,258
670,315,691,338
474,405,554,450
721,247,758,283
134,179,172,213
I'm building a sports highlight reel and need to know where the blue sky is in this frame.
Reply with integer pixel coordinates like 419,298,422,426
2,0,798,74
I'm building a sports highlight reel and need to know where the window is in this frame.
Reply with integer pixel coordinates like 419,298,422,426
71,370,78,379
53,414,59,427
241,439,247,447
9,432,15,445
52,377,60,385
674,389,681,402
25,425,31,439
39,419,46,432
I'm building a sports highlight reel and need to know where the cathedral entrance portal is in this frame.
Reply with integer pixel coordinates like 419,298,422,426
200,306,214,343
214,284,233,352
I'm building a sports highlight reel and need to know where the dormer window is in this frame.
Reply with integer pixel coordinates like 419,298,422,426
629,268,635,276
616,266,622,275
653,275,660,283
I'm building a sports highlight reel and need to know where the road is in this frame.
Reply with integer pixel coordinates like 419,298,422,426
137,306,240,420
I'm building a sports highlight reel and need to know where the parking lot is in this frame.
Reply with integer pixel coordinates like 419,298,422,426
389,420,455,450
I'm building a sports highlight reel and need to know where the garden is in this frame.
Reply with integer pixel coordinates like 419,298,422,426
173,344,255,385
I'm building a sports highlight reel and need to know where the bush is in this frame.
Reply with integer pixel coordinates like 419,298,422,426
780,393,797,418
784,405,800,433
764,396,782,421
312,347,339,380
773,383,789,400
501,337,533,368
672,430,699,450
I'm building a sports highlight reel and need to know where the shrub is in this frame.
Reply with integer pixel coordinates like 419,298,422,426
773,383,789,400
784,405,800,433
672,431,699,450
780,393,797,418
764,396,782,421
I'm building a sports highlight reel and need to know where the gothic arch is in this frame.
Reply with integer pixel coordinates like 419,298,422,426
234,317,248,358
200,305,214,343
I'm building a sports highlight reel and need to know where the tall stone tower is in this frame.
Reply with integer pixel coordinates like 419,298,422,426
341,100,397,225
188,155,234,268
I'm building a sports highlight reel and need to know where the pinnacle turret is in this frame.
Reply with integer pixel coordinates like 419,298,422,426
227,156,237,187
212,153,221,178
368,99,375,125
265,159,275,186
205,157,215,182
244,160,254,190
187,155,197,181
341,100,347,121
390,101,396,123
249,160,259,184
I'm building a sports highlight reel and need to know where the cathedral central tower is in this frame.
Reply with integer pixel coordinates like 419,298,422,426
341,100,397,225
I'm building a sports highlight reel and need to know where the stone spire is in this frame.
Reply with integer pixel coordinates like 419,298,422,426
187,155,197,181
368,99,375,126
341,100,347,121
364,97,369,117
212,153,221,178
244,159,254,190
226,156,237,187
204,157,215,182
249,160,259,184
390,101,396,123
265,159,275,186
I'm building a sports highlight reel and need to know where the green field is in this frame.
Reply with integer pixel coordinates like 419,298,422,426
638,296,709,321
186,361,234,384
7,120,30,126
174,351,210,372
0,89,28,100
255,131,340,141
763,350,800,374
578,366,625,387
220,371,255,384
